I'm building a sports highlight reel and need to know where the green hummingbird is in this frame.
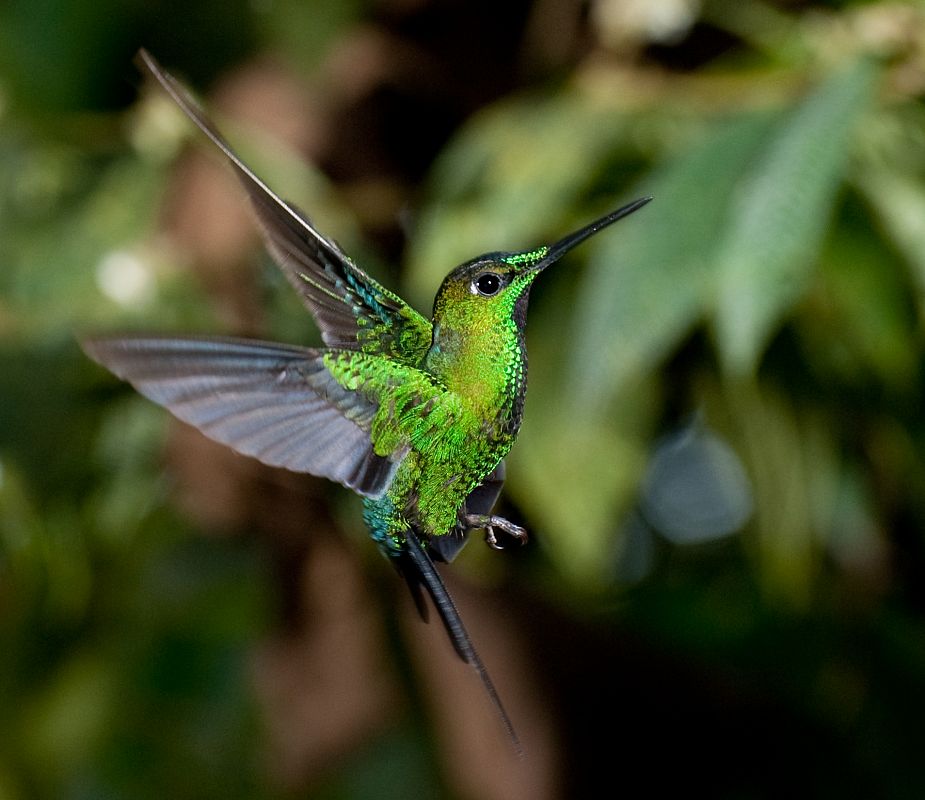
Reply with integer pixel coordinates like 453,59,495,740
83,50,651,749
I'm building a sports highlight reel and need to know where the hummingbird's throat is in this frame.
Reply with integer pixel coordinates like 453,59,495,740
426,316,527,420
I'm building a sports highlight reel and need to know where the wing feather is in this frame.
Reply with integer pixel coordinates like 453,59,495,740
82,335,399,498
137,49,433,364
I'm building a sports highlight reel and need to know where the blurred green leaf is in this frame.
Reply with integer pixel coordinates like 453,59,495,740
855,119,925,323
708,380,822,608
0,136,168,337
799,195,918,390
252,0,366,73
713,58,878,376
567,112,778,409
20,650,117,780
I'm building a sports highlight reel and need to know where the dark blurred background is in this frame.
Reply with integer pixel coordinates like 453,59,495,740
2,0,925,797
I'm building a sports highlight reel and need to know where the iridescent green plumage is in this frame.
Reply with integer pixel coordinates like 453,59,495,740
82,50,650,750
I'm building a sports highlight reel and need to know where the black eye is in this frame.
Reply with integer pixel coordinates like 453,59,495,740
473,273,502,296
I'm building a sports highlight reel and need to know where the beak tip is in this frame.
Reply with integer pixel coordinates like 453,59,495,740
529,193,653,271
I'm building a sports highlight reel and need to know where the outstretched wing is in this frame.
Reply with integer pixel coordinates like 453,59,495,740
137,49,433,364
82,335,401,498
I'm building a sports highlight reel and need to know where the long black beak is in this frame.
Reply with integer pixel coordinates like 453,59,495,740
533,196,652,272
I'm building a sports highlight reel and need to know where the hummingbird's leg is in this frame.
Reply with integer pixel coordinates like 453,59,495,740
459,513,528,550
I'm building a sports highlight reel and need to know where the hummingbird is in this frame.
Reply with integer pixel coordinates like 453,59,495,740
83,49,651,749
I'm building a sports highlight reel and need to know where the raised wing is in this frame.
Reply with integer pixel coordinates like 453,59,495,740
82,335,400,497
137,49,433,364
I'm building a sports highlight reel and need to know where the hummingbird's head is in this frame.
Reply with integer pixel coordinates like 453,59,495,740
431,197,651,336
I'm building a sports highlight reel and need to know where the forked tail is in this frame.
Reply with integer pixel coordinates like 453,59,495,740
400,529,522,754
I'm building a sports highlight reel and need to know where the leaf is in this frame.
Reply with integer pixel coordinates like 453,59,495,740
726,382,829,610
855,164,925,323
799,196,918,390
0,138,168,337
567,112,778,410
713,58,878,376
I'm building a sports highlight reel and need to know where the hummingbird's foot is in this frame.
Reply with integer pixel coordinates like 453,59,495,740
460,514,528,550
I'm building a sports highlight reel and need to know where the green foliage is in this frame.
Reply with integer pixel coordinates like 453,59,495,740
714,58,878,376
569,111,778,405
4,0,925,796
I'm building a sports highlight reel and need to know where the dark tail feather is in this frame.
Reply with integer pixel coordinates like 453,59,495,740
401,529,522,753
399,562,430,624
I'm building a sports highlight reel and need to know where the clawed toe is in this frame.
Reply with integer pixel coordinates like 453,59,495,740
484,527,505,550
460,513,528,550
470,516,528,550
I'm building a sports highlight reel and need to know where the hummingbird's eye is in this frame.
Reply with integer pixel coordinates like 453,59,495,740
472,273,503,297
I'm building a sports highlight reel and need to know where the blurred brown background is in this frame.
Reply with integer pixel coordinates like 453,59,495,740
2,1,925,797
